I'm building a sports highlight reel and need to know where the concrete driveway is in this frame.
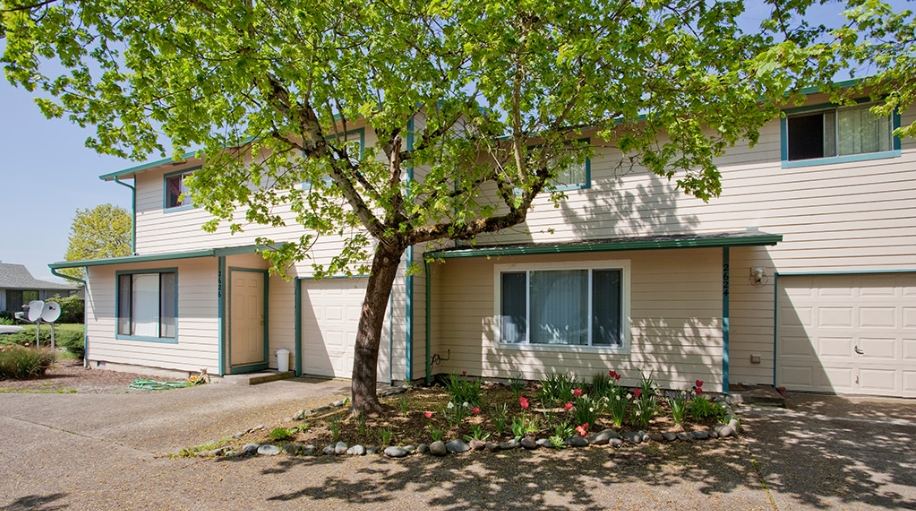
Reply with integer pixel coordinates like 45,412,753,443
2,381,915,511
740,394,916,510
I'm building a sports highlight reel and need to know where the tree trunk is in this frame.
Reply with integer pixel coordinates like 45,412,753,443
350,242,404,414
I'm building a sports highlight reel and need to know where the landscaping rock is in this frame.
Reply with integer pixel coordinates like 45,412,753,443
520,437,539,450
609,438,624,448
728,418,740,432
588,429,619,445
417,444,429,454
223,450,240,458
404,445,416,454
693,431,709,440
331,400,345,407
258,444,281,456
639,431,649,442
347,445,366,456
335,441,349,455
717,426,735,438
283,444,301,455
624,432,642,445
366,447,379,455
322,444,336,455
302,444,316,456
446,439,471,453
234,431,246,439
384,446,409,458
485,442,499,451
429,441,447,456
567,436,589,448
676,432,693,442
283,417,294,423
662,432,678,442
536,438,552,448
709,431,718,439
498,440,520,450
242,443,260,455
295,409,305,419
649,433,664,443
469,439,487,451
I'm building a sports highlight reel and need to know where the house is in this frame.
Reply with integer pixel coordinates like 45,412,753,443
50,86,916,398
0,263,79,314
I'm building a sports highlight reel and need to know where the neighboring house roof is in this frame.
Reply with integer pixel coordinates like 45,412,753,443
0,263,78,291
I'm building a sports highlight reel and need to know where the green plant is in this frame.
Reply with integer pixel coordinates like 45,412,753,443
398,395,410,415
46,294,85,323
572,394,603,426
443,373,482,407
428,424,445,442
0,317,14,326
591,372,612,397
538,371,577,407
0,345,56,379
630,389,659,430
269,427,294,441
464,424,491,442
356,413,368,436
509,374,526,399
668,391,689,427
637,369,659,398
549,423,574,449
378,428,394,446
510,416,527,441
688,395,726,422
490,403,509,435
442,400,470,429
608,388,629,427
328,417,341,441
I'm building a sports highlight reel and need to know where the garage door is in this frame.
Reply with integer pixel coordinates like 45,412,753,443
301,278,389,381
776,273,916,397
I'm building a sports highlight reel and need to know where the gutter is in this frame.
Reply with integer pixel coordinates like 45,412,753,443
49,267,89,368
112,176,137,254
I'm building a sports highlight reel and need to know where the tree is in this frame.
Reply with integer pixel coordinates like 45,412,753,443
0,0,867,412
61,204,131,280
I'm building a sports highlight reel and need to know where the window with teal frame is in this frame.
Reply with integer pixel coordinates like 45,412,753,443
781,101,900,168
116,269,178,342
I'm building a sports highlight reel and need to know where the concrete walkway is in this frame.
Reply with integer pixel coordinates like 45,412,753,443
2,381,915,511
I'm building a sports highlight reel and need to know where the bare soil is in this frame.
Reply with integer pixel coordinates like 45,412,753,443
0,358,147,394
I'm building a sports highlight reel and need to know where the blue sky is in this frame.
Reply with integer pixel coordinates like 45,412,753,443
0,2,905,282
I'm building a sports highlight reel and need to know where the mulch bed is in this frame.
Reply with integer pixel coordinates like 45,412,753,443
0,358,148,394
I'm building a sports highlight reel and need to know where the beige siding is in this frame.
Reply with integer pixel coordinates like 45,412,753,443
85,258,219,374
430,248,725,392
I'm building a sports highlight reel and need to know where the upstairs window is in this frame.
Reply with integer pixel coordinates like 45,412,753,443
165,171,193,209
784,102,896,164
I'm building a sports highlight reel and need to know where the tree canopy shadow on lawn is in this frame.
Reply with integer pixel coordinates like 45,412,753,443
251,439,765,510
741,398,916,511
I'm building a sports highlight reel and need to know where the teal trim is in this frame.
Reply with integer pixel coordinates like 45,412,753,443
781,150,901,169
405,116,414,383
772,272,778,387
428,233,783,259
227,267,269,373
50,268,88,365
797,77,865,96
49,244,265,269
114,267,179,343
294,278,302,377
722,247,729,395
781,99,902,168
113,177,136,254
218,256,226,375
425,258,432,385
100,151,198,181
163,167,200,212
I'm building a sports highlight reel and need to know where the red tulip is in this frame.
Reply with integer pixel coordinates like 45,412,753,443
424,411,433,419
609,370,617,378
519,396,529,409
633,389,642,398
695,387,703,395
472,407,480,415
695,380,704,388
573,388,583,398
462,370,467,376
565,402,573,411
614,373,621,381
576,423,589,437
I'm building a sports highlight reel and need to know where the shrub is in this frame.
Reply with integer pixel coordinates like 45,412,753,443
538,371,577,406
688,395,726,422
571,394,604,427
46,294,85,324
0,327,83,354
443,372,482,407
0,345,56,379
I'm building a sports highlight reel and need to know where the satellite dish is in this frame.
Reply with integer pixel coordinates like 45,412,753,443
41,302,61,323
27,300,45,323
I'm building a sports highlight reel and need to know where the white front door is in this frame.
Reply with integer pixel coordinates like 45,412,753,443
777,273,916,397
230,270,266,367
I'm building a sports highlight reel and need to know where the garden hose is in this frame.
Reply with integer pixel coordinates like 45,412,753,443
128,378,192,391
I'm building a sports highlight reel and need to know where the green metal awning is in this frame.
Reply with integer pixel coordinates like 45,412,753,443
426,230,782,259
48,245,264,269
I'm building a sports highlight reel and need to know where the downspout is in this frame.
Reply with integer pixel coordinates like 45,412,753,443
425,258,432,385
295,277,303,377
722,247,730,395
405,116,415,383
113,176,136,255
50,267,88,367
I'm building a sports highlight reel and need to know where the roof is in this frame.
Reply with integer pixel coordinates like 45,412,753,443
427,230,782,259
48,245,264,269
0,263,78,290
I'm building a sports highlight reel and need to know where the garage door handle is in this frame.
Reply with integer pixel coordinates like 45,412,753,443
854,345,864,355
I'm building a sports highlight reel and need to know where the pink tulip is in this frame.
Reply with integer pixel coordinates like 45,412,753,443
519,396,529,409
565,402,573,411
573,388,582,397
424,411,433,419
